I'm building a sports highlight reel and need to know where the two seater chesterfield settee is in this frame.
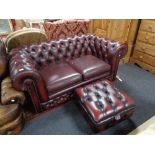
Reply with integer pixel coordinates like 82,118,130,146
9,34,127,113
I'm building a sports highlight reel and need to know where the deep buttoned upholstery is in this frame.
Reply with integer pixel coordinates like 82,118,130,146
9,34,127,113
75,80,135,132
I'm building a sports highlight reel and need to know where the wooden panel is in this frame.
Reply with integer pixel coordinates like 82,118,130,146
140,20,155,33
127,20,140,43
135,41,155,56
91,19,108,33
101,20,108,30
133,50,155,66
122,44,133,64
131,19,155,74
89,19,140,64
94,28,106,38
123,20,140,63
107,20,131,42
130,57,155,74
137,31,155,45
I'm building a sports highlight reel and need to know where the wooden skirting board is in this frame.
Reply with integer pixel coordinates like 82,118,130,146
130,57,155,74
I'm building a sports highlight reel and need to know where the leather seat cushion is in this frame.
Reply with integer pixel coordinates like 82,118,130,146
39,63,82,94
68,55,111,80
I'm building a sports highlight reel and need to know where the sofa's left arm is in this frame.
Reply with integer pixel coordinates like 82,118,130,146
9,50,48,112
0,39,8,81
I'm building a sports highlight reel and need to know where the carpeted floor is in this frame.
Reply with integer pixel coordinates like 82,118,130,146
21,64,155,135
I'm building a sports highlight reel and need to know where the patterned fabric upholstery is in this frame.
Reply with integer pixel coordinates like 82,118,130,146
75,80,135,132
43,19,90,40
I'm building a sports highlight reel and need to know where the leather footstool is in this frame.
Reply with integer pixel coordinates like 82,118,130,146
75,80,135,132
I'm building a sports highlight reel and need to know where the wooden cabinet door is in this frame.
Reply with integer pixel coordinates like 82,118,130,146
89,19,131,42
91,19,108,31
89,19,108,38
88,19,140,63
107,20,131,42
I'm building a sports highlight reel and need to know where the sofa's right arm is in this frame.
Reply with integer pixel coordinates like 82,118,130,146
105,41,128,81
9,50,48,112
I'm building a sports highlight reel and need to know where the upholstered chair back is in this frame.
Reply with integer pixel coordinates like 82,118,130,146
43,19,90,40
6,28,48,52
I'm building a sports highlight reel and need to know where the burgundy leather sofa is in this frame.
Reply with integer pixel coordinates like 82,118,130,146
9,34,127,113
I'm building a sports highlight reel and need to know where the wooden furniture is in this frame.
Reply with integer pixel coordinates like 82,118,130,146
89,19,140,63
130,20,155,74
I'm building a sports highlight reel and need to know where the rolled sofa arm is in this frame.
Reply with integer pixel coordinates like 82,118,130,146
0,39,8,81
107,42,128,59
106,42,128,80
9,50,48,112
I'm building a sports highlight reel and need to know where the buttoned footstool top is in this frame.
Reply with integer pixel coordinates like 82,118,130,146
75,80,135,132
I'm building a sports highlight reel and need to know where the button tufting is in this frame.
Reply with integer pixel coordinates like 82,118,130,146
95,101,104,110
116,92,122,100
85,96,92,102
75,79,134,131
94,85,100,90
104,90,109,95
102,81,108,87
94,92,101,99
83,87,91,94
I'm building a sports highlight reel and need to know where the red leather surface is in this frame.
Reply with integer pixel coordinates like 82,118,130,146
39,63,82,94
75,80,134,122
9,34,127,113
69,55,111,80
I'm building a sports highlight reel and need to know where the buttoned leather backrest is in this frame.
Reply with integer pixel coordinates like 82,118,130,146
11,34,120,69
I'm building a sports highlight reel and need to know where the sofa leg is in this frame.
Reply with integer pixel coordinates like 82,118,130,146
116,75,123,82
